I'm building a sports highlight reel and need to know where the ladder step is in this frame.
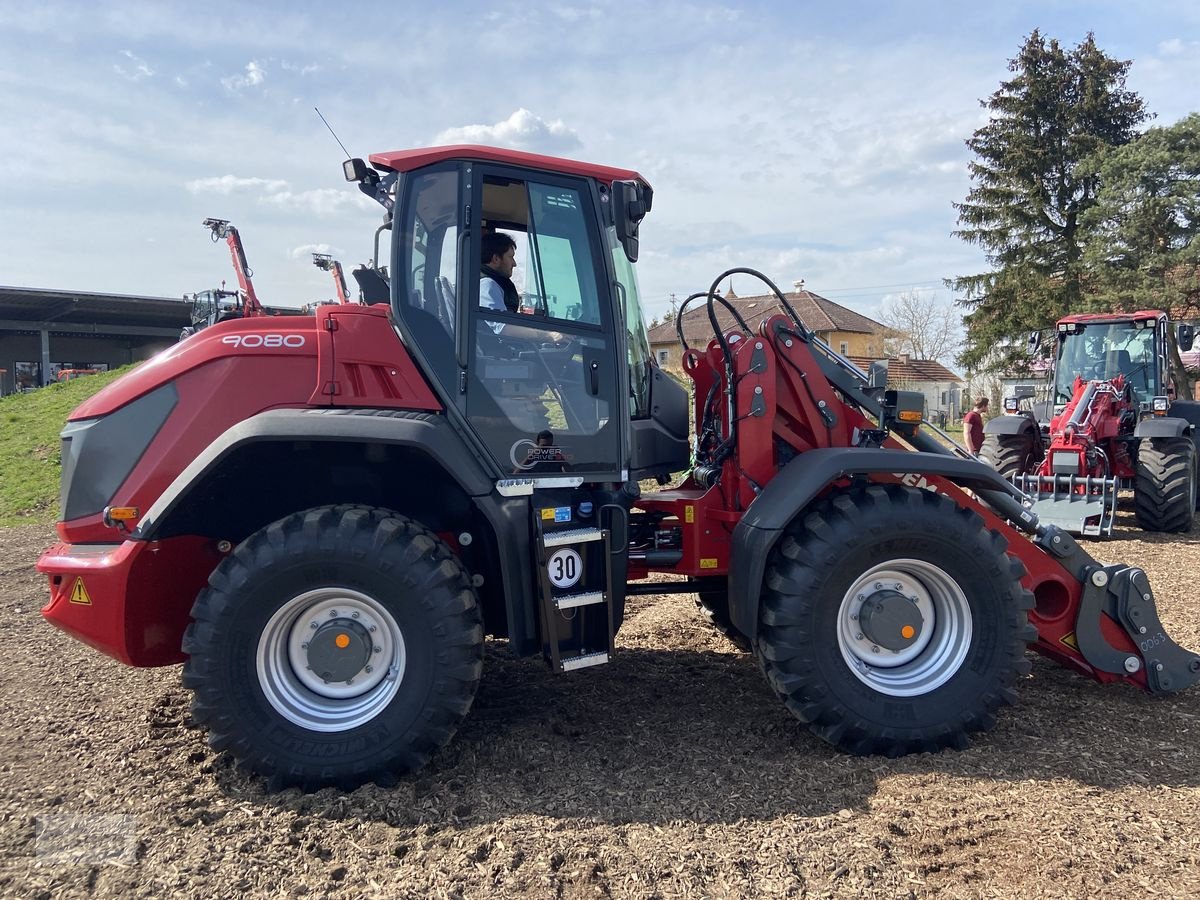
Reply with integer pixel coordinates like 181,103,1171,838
560,651,609,672
554,591,606,611
542,527,604,548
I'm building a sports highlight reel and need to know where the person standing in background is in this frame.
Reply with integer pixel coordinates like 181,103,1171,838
963,396,989,456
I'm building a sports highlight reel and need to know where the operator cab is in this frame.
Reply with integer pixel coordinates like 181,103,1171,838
1053,315,1163,407
346,147,688,484
185,288,243,334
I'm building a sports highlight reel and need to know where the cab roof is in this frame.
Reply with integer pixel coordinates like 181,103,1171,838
1058,310,1167,325
368,144,650,188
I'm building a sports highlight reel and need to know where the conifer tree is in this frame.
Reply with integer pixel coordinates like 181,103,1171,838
1082,114,1200,318
950,31,1149,371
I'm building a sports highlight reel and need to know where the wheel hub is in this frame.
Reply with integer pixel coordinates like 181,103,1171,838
837,561,972,697
257,587,407,732
859,589,924,651
306,618,372,683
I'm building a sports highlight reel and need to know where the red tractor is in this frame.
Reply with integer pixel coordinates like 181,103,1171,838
982,311,1199,535
37,145,1200,791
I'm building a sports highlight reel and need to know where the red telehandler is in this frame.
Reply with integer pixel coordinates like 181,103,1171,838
981,311,1199,536
37,145,1200,791
180,218,268,340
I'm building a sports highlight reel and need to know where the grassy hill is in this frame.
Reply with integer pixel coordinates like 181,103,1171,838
0,367,133,526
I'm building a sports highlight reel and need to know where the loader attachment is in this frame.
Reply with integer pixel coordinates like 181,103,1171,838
1015,473,1118,537
1032,525,1200,694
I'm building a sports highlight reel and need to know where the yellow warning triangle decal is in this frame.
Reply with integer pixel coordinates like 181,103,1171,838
69,578,92,605
1060,631,1078,651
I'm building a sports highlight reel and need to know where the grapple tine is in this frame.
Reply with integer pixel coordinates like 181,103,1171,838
1015,474,1117,537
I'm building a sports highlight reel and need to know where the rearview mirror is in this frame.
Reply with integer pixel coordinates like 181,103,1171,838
865,359,889,397
1177,323,1195,353
612,180,653,263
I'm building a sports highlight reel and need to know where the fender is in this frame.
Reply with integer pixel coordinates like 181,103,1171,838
1168,399,1200,431
984,412,1040,437
727,447,1031,640
135,408,537,651
1134,417,1192,439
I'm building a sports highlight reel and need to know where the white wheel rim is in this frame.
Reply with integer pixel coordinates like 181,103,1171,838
836,559,972,698
256,587,407,732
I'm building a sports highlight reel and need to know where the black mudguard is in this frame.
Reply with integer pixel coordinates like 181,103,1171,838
727,447,1031,641
1134,416,1192,439
984,412,1040,436
136,408,540,655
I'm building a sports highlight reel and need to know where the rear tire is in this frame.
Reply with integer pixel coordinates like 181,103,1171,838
182,505,483,791
757,485,1035,756
1134,437,1197,532
980,432,1037,478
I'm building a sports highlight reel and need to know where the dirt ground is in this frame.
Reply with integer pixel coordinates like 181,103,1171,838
3,512,1200,899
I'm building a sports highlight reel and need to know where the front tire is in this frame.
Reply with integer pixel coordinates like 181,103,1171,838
757,485,1035,756
182,506,483,791
980,431,1037,478
1134,437,1197,532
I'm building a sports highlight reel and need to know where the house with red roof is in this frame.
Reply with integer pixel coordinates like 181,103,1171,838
646,280,889,368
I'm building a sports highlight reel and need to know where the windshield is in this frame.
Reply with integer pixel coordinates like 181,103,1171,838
606,225,652,418
1054,321,1159,403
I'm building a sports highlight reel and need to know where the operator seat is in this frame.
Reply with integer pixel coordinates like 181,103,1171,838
1113,349,1147,396
352,266,390,304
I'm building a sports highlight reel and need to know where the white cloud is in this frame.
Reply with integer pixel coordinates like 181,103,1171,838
221,60,266,91
1159,38,1186,56
260,188,364,216
433,109,582,154
183,175,367,216
289,243,335,260
550,6,601,22
185,175,290,195
114,49,153,80
280,60,321,75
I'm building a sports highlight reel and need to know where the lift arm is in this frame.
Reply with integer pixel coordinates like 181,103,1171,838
312,253,352,304
203,218,264,318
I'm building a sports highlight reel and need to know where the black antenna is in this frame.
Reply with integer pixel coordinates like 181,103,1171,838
314,107,351,160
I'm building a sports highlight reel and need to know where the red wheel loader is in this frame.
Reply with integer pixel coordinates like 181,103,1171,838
36,145,1200,790
982,312,1199,536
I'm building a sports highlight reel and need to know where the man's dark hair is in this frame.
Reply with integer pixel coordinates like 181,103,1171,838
975,396,989,408
481,232,517,265
536,430,554,446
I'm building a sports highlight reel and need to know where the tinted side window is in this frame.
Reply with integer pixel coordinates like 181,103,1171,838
396,168,460,393
526,183,601,326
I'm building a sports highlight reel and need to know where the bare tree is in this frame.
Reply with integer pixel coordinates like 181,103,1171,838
880,291,962,363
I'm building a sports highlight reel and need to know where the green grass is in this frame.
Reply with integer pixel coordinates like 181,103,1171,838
0,367,135,526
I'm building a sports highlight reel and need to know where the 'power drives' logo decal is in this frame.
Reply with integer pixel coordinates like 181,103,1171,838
510,438,570,472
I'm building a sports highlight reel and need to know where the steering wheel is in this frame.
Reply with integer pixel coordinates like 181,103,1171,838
436,276,457,329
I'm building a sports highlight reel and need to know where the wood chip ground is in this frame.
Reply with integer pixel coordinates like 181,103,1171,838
2,511,1199,898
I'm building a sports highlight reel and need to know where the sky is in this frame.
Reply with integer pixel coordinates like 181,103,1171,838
1,0,1198,337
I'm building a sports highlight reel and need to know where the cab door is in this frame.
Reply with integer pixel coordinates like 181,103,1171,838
462,167,625,479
